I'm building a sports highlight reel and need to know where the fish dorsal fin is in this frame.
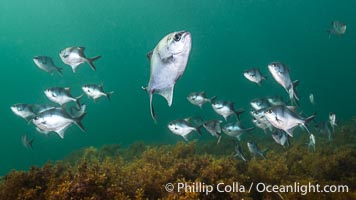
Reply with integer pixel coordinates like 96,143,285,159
157,85,174,107
99,84,104,90
147,50,153,60
199,91,206,96
64,87,71,92
78,47,85,51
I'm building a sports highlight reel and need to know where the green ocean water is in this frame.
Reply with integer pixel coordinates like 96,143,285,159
0,0,355,176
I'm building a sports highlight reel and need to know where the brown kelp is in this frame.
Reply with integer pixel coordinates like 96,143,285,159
0,121,355,200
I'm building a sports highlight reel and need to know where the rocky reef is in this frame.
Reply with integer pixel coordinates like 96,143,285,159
0,121,355,199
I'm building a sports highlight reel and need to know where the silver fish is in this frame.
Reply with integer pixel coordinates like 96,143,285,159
203,120,223,144
168,119,200,141
33,56,63,76
10,104,36,122
309,93,315,105
271,130,290,148
307,134,316,152
222,122,254,141
247,141,268,160
142,31,192,121
243,68,267,86
234,143,247,162
59,47,101,73
328,21,347,38
263,105,315,137
250,98,271,110
329,112,337,132
44,87,82,107
187,91,212,108
211,98,244,121
250,109,266,122
21,133,34,149
266,96,285,106
82,84,114,102
32,108,86,139
268,62,299,105
252,117,273,133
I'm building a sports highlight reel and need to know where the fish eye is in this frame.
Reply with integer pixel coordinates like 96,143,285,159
267,109,272,114
34,116,38,120
174,33,182,42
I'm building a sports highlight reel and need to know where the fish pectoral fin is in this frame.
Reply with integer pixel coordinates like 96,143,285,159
157,85,174,107
285,127,296,137
158,51,174,63
161,55,174,63
56,125,71,139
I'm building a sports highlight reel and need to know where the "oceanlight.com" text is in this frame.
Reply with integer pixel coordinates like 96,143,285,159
164,182,349,196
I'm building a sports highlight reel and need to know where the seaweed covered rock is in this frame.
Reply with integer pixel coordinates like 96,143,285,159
0,122,355,199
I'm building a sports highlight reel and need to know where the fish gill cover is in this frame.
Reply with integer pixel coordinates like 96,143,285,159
0,0,355,199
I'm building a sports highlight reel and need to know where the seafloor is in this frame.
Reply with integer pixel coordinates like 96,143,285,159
0,119,355,200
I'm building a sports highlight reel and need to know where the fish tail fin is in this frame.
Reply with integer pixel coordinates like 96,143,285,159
194,125,203,136
70,104,86,118
217,135,222,144
75,94,84,109
209,96,217,103
303,114,316,134
326,29,333,39
54,66,63,76
29,138,34,149
74,113,86,132
289,80,300,106
106,91,114,101
259,75,267,86
87,55,101,71
234,108,245,121
261,149,269,159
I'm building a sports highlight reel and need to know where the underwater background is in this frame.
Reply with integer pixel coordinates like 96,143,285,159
0,0,355,199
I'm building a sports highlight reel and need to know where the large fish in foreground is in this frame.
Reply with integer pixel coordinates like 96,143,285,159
268,62,299,105
142,31,192,121
32,108,86,139
263,105,315,137
59,47,101,72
